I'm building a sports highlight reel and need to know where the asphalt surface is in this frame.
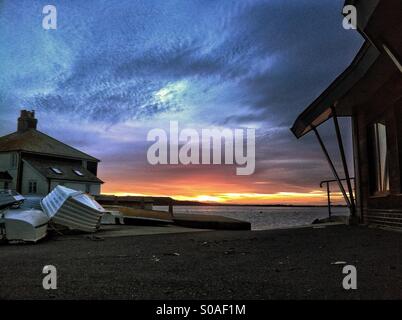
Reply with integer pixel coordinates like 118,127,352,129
1,225,401,300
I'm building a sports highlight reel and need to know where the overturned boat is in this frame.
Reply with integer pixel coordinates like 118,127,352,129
41,186,105,233
104,205,173,226
0,209,48,243
101,209,124,225
21,196,43,210
0,190,25,209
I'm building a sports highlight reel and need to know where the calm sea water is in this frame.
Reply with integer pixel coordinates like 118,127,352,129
153,205,349,230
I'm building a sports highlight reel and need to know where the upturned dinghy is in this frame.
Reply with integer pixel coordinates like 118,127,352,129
104,206,174,226
41,186,105,233
0,209,48,243
0,190,25,209
101,209,124,225
21,196,43,210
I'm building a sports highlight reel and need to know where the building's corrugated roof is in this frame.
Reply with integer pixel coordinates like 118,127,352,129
0,129,99,162
24,158,103,184
0,171,13,181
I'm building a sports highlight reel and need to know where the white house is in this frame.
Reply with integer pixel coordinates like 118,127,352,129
0,110,103,196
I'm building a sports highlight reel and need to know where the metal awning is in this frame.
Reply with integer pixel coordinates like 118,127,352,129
290,0,400,222
344,0,380,31
289,43,380,219
291,42,380,139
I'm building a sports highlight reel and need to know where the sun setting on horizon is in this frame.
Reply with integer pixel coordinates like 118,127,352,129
1,0,400,302
102,187,346,206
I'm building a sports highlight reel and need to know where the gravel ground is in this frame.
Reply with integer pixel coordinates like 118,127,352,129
0,225,401,300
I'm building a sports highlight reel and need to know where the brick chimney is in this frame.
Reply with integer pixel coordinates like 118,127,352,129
18,110,38,133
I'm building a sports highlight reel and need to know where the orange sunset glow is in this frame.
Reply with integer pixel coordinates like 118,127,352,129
97,157,350,205
101,178,346,205
0,0,359,209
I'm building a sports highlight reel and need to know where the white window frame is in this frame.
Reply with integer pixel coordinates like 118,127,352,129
73,169,84,177
50,167,63,175
371,122,390,194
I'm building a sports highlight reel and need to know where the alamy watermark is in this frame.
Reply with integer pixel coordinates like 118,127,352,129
42,5,57,30
343,5,357,30
42,265,57,290
41,4,356,31
342,265,357,290
147,121,256,176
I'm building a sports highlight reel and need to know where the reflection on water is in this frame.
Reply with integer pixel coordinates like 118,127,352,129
154,205,349,230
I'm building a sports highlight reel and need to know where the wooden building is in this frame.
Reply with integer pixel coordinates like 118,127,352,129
292,0,402,229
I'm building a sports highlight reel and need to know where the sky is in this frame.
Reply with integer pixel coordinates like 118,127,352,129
0,0,363,204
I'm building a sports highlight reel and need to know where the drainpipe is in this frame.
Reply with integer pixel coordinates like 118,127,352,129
16,152,23,193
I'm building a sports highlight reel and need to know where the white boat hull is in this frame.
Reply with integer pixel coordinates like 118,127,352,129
0,209,48,243
21,196,43,210
41,186,105,233
0,190,25,209
101,210,124,225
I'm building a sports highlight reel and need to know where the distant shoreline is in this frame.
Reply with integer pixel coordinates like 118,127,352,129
100,194,347,208
157,202,347,208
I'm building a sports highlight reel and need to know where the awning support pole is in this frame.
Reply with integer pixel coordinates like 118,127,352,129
331,107,356,217
313,127,352,209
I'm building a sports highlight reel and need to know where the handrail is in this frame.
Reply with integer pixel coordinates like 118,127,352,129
320,177,355,188
320,177,355,219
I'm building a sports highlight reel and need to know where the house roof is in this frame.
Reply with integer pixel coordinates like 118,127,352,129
291,42,380,138
0,129,99,162
0,171,13,181
24,158,103,184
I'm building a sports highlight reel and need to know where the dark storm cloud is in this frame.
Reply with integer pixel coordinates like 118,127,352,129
0,0,362,200
4,0,362,126
218,0,363,125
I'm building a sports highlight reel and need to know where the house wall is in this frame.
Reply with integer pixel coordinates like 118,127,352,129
21,160,48,196
356,80,402,229
0,152,19,190
90,184,101,195
50,180,101,195
0,180,11,189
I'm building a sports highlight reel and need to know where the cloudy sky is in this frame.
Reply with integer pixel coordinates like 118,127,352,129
0,0,363,204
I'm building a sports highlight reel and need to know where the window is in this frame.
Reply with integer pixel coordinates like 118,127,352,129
73,169,84,177
10,153,17,169
4,182,9,190
85,184,91,193
369,122,390,194
50,167,63,175
28,181,37,194
87,161,97,175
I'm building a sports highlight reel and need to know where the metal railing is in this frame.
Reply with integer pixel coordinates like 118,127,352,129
320,177,355,219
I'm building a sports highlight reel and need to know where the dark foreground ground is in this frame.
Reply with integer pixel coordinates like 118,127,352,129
0,225,401,300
